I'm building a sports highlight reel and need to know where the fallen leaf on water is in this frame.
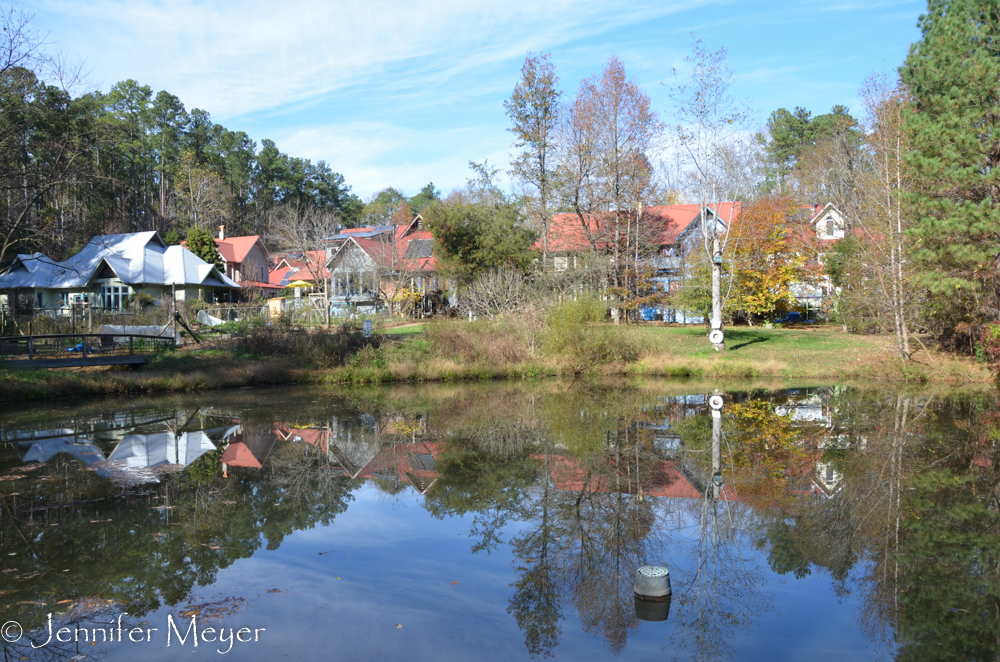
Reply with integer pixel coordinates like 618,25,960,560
335,577,341,580
182,609,200,617
222,501,236,505
152,506,174,510
56,599,72,604
90,641,97,646
395,624,403,629
1,569,15,573
89,519,111,523
18,601,44,606
0,476,25,481
70,655,86,661
19,656,28,661
267,589,281,594
450,581,459,585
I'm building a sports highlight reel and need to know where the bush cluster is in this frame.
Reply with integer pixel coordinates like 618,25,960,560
229,321,382,368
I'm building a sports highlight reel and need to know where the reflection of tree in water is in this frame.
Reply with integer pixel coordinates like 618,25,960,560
504,424,670,657
668,499,767,662
0,405,357,635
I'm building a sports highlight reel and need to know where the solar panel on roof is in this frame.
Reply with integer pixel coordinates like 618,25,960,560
403,239,433,259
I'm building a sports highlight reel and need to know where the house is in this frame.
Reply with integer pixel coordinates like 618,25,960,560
809,203,848,242
0,231,239,311
208,226,281,297
788,203,851,312
325,216,446,315
543,203,739,323
181,226,280,299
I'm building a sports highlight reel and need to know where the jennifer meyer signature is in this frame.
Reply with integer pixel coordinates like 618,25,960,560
4,613,265,654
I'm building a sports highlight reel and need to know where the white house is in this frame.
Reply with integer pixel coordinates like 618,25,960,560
811,202,848,241
0,231,239,311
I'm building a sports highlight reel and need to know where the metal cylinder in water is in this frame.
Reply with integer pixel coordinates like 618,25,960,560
634,595,671,622
634,565,671,600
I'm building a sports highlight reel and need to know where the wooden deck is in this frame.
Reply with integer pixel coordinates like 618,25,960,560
0,333,174,369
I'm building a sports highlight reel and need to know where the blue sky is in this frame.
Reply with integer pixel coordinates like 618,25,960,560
28,0,925,200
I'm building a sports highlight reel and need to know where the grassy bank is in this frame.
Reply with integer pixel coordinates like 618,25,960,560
0,316,990,404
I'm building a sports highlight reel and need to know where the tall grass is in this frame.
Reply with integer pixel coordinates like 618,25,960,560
544,296,645,371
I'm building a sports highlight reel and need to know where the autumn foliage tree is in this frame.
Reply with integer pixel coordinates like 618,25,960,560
728,197,805,322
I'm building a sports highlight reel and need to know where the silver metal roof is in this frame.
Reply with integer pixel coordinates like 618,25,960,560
0,231,239,290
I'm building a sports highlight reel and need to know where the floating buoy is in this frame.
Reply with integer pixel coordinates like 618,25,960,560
634,565,671,601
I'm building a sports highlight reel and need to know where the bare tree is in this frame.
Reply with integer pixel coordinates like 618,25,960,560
854,73,913,360
461,266,531,318
269,203,340,327
670,37,755,350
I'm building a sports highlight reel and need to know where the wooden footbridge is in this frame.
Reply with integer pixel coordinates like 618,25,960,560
0,333,175,369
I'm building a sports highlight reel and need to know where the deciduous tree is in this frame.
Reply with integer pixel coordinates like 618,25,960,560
506,53,561,272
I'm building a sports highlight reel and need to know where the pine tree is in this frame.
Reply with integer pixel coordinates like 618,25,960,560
185,226,224,272
901,0,1000,328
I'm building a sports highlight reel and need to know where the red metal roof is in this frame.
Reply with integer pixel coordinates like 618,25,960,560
215,236,266,265
220,442,263,468
542,203,742,253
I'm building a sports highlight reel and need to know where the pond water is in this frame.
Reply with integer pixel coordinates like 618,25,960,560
0,381,996,661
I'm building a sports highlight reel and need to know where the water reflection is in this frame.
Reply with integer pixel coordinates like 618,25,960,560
0,384,996,660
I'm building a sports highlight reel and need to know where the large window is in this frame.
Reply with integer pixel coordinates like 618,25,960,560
99,284,129,310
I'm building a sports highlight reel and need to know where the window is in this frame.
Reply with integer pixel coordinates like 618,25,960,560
826,219,834,235
98,284,128,310
36,292,43,308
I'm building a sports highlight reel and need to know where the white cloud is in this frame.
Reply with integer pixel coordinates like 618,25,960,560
35,0,696,119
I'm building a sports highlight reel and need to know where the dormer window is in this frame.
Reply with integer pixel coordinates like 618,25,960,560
826,219,834,235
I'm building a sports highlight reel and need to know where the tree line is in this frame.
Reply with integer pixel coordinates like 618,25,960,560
0,6,365,268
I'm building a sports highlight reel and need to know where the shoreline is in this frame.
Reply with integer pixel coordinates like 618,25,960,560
0,328,991,406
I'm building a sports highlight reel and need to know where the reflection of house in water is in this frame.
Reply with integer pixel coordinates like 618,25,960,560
643,395,708,453
274,419,443,494
774,390,833,427
545,454,737,501
2,409,242,482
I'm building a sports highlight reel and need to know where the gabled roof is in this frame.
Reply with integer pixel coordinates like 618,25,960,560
544,203,741,253
325,225,394,241
272,251,330,280
0,231,239,291
325,227,438,274
215,235,268,265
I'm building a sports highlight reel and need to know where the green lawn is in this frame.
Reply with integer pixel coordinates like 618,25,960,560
382,324,426,336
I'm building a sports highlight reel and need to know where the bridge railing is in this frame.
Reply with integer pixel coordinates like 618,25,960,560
0,333,175,362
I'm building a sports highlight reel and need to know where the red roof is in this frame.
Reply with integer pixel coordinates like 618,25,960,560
543,203,742,253
272,251,330,280
215,236,266,265
220,442,263,469
544,455,711,500
331,224,438,274
237,280,281,291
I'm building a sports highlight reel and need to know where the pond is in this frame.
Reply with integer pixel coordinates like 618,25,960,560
0,380,996,661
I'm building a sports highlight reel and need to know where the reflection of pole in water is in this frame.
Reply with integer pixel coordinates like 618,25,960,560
709,393,724,501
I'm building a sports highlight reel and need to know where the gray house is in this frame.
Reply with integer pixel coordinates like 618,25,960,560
0,231,239,311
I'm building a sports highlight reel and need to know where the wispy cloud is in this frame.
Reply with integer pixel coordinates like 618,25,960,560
28,0,924,196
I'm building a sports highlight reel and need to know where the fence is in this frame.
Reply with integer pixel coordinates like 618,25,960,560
0,333,174,365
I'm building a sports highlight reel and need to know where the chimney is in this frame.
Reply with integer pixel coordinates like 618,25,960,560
218,225,226,241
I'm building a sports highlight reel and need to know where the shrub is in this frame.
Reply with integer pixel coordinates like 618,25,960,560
229,322,382,367
427,312,540,365
977,322,1000,369
544,296,642,370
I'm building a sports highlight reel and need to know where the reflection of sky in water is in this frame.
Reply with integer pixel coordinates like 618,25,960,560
0,385,936,661
92,483,878,662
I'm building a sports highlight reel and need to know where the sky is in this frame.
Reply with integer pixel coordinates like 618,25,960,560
26,0,925,200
